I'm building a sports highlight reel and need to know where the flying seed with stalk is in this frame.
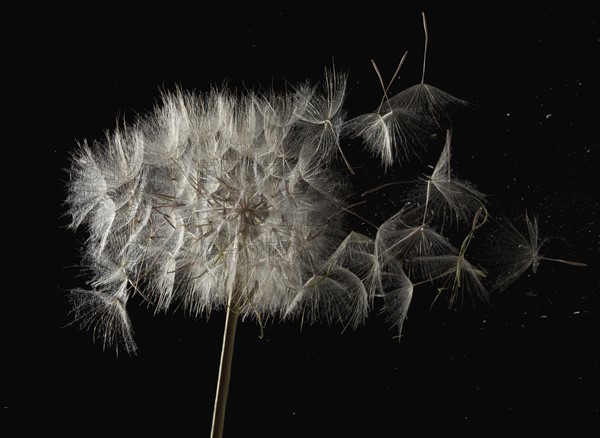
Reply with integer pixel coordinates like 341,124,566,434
485,212,587,292
406,129,487,229
345,13,467,167
387,12,468,131
344,51,427,166
416,206,490,308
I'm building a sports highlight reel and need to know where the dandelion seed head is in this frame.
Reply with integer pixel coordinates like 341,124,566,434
66,74,367,352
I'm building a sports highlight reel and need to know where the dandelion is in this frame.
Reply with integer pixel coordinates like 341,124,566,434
379,263,415,339
415,207,490,308
345,13,467,167
63,12,587,437
388,13,468,131
295,69,354,173
375,207,456,271
484,212,587,292
69,287,136,353
407,129,487,228
344,52,429,166
66,76,370,437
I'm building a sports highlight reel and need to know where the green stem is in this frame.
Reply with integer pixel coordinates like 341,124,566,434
210,303,240,438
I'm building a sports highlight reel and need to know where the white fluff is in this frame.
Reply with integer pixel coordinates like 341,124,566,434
67,74,368,353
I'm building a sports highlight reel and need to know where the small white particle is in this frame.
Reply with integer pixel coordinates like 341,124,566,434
573,311,580,315
545,114,552,119
540,315,548,319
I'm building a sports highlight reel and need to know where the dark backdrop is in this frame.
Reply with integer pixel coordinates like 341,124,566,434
3,3,598,438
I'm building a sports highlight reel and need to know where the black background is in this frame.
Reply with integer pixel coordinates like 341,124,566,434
3,3,598,438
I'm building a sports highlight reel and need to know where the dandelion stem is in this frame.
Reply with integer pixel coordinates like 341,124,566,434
210,302,240,438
